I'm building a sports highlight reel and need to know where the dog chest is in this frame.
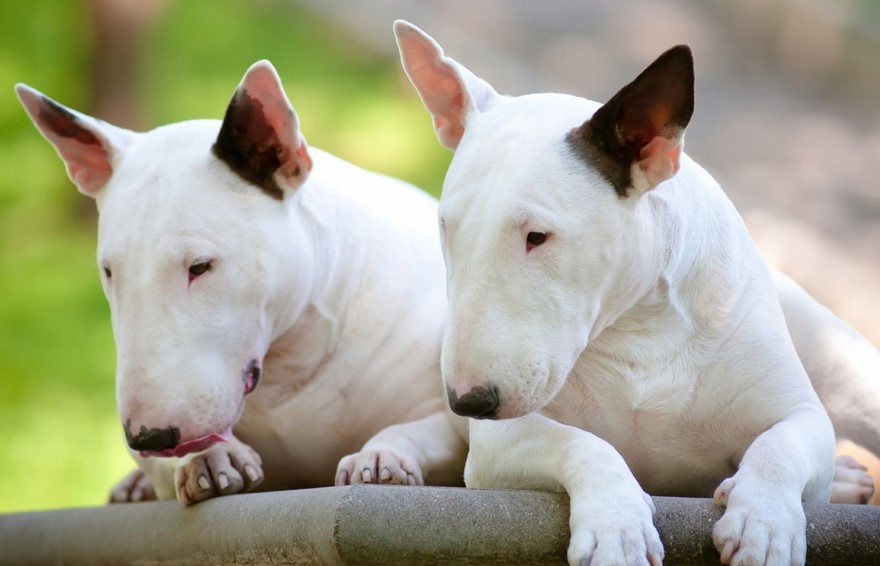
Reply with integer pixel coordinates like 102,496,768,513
546,352,755,496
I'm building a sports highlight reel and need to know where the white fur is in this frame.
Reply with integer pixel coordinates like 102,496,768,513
396,20,880,566
16,63,468,504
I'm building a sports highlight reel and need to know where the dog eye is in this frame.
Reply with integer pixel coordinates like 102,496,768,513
526,231,548,251
188,260,212,280
103,266,112,279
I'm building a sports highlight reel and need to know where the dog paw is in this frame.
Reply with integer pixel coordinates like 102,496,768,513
712,478,806,565
335,449,424,486
108,469,157,503
174,438,263,505
831,454,874,504
567,490,663,566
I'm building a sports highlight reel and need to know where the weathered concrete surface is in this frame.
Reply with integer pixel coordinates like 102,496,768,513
1,486,878,565
652,496,880,565
0,488,347,565
335,486,570,565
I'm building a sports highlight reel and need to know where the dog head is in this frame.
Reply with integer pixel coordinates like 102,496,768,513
17,61,314,456
396,21,694,418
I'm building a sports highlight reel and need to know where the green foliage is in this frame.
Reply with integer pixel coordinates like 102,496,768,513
0,0,449,512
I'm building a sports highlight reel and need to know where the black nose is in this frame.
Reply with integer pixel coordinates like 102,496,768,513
447,386,499,419
124,419,181,451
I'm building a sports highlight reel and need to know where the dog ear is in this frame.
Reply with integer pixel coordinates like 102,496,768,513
212,60,313,200
394,20,501,150
570,45,694,196
15,84,133,198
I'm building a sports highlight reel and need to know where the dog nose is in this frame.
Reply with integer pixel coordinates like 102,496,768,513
447,386,499,418
124,419,181,451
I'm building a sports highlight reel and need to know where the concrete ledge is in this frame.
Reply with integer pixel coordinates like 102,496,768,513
1,485,878,565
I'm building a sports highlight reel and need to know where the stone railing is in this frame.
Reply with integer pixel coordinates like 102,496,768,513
1,485,878,565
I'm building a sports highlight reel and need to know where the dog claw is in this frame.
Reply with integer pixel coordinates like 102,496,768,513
720,540,736,563
108,469,158,504
714,478,735,505
832,454,875,503
244,464,260,482
336,448,426,486
174,439,264,504
836,454,868,472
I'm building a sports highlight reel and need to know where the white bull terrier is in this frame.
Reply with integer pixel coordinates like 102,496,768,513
395,20,880,566
15,61,468,505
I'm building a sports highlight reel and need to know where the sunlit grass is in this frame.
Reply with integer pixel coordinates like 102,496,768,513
0,200,124,512
0,389,133,512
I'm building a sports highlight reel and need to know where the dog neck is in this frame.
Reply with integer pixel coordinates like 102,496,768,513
586,154,761,365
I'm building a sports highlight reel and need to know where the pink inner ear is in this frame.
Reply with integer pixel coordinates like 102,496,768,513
276,138,312,182
257,93,293,135
399,33,469,149
429,87,466,149
242,65,313,185
55,130,113,194
417,69,464,114
65,140,110,167
240,65,298,142
638,135,683,188
294,143,312,173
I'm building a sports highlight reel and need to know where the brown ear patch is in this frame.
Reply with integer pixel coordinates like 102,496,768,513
566,123,632,198
567,45,694,197
212,91,285,201
39,98,103,147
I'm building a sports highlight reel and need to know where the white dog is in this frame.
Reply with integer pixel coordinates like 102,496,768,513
16,61,467,504
395,20,880,566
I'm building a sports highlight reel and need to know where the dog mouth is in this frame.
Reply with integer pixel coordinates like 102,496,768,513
139,425,233,458
243,359,261,395
133,360,259,458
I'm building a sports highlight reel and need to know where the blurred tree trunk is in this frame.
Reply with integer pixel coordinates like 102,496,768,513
86,0,169,129
79,0,168,219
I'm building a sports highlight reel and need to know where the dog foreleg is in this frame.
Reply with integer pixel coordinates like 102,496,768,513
110,436,265,505
336,409,468,486
466,414,662,566
712,406,834,565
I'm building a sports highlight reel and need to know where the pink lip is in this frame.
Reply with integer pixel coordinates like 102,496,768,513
139,426,232,458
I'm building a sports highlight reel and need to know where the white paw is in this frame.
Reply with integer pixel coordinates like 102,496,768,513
567,489,663,566
712,477,806,565
108,468,157,503
174,439,263,505
335,449,424,486
830,454,874,504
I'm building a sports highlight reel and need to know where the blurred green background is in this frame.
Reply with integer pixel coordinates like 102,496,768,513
0,0,450,512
